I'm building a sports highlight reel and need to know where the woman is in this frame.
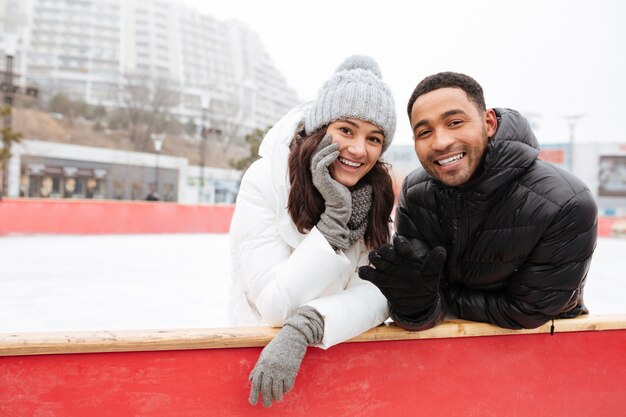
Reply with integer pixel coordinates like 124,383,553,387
229,55,396,407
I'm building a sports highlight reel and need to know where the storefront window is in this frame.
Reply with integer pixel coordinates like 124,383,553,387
113,180,125,200
162,183,175,201
86,178,105,199
132,182,145,200
63,177,78,198
20,157,179,202
29,175,61,198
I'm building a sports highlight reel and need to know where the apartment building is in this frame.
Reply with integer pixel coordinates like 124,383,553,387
1,0,299,134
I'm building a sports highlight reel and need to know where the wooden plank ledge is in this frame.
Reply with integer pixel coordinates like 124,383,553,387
1,314,625,357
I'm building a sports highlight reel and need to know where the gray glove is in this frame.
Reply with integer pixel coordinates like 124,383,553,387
310,134,351,250
249,306,324,407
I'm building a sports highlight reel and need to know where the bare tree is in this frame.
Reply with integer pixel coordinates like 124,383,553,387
230,127,267,173
119,73,179,151
219,118,242,152
0,106,22,198
206,89,246,151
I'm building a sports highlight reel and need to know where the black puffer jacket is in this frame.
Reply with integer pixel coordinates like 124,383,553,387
394,108,598,330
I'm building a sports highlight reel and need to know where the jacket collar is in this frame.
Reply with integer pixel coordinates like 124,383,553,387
259,102,312,248
480,108,540,192
433,108,539,199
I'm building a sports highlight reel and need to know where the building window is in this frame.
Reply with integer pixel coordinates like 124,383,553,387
599,156,626,197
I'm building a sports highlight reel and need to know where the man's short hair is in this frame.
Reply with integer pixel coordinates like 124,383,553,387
407,72,486,118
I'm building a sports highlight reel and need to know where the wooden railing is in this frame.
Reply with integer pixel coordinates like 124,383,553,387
2,314,625,356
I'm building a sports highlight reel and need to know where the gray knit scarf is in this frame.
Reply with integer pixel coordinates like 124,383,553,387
348,183,373,247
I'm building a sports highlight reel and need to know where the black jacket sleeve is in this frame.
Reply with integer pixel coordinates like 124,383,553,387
445,188,597,329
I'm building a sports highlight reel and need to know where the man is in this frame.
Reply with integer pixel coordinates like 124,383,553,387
359,72,597,331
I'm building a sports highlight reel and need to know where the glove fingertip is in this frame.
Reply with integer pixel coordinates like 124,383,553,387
368,250,381,263
393,235,412,256
431,246,447,263
261,388,272,408
358,266,382,285
320,133,333,145
249,386,259,406
249,371,262,406
378,243,396,258
271,379,284,403
283,379,295,393
393,234,409,246
317,135,338,153
420,246,447,277
358,265,372,279
326,149,340,164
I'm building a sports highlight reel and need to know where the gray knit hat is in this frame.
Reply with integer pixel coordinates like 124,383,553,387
304,55,396,153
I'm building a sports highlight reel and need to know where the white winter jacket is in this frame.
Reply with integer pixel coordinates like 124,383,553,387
228,103,389,349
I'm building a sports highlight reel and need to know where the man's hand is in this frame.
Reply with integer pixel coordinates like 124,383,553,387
359,235,446,318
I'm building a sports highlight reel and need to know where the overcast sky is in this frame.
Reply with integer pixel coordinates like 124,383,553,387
183,0,626,145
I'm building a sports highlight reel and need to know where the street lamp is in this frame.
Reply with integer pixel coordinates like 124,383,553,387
1,34,17,200
150,132,166,198
3,34,16,129
198,108,224,204
563,114,585,173
199,108,208,204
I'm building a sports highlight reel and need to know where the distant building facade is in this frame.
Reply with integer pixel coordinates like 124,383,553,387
385,142,626,216
0,0,299,134
10,139,241,204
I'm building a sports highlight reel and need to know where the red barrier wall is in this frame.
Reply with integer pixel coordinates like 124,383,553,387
0,199,235,234
1,198,623,237
1,330,625,417
598,216,626,237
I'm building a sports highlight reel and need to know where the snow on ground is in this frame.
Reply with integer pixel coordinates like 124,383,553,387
0,234,624,333
0,234,231,333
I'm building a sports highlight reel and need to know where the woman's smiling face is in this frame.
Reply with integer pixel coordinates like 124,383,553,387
326,118,385,187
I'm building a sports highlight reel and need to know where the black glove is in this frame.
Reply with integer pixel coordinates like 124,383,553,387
358,235,447,318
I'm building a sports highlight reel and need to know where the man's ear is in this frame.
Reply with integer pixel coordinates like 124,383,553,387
484,109,498,139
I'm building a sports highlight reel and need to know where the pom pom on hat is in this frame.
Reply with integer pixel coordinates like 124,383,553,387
304,55,396,153
335,55,382,79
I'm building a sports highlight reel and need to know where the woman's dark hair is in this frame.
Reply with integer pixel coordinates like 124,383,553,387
287,126,394,250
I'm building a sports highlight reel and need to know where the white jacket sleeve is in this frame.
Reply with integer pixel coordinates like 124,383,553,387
231,160,351,326
306,274,389,349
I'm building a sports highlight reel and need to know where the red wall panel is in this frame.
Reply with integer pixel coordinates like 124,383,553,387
0,199,235,234
1,330,625,417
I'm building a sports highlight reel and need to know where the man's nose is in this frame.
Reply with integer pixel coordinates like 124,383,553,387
431,131,455,151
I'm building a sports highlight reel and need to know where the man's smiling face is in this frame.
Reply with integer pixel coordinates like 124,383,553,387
410,87,497,187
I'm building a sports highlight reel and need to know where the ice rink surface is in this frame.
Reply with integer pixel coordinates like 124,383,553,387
1,234,624,333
